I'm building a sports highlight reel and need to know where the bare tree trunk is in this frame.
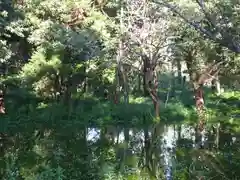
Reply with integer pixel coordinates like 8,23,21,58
176,58,182,85
143,56,150,97
143,56,160,119
115,0,126,104
0,64,6,114
83,65,88,94
143,74,149,96
211,76,221,95
0,90,5,114
138,73,141,92
149,75,160,120
214,123,220,149
215,78,221,95
185,50,206,148
63,79,72,106
193,85,205,149
195,86,205,126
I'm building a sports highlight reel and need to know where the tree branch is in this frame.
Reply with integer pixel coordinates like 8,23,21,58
153,0,240,53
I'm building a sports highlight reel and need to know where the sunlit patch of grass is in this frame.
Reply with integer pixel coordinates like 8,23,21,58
129,96,150,104
221,91,240,99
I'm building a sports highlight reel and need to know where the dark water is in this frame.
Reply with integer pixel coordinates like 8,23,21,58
85,124,230,179
1,121,239,180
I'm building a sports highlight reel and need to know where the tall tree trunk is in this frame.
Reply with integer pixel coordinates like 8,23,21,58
54,73,61,101
115,0,125,104
150,73,160,120
83,65,88,94
0,90,5,114
194,85,205,148
170,61,175,98
143,56,160,120
143,74,149,96
63,79,72,105
0,64,6,114
212,123,220,149
185,50,206,148
138,73,141,92
176,58,182,85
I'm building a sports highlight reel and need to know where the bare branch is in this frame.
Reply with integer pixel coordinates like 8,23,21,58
198,61,224,85
154,1,215,38
195,0,215,27
195,0,204,9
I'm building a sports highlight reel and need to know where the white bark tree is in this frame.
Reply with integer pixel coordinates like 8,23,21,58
122,0,173,119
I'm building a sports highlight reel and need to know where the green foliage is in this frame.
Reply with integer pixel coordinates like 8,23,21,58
0,0,240,179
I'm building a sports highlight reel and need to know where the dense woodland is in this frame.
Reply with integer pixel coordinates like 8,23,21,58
0,0,240,179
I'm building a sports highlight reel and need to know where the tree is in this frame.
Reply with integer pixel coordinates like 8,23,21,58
153,0,240,53
123,0,172,119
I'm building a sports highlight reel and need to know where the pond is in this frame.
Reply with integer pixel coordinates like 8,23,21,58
0,118,239,180
82,122,238,180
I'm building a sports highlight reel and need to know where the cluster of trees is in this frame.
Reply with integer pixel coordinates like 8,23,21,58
0,0,239,179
